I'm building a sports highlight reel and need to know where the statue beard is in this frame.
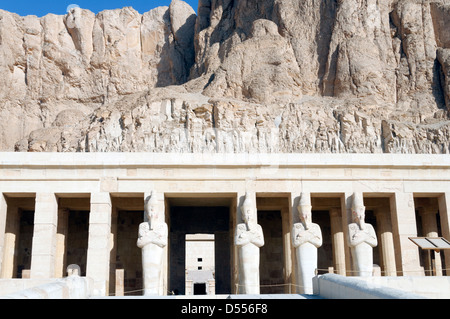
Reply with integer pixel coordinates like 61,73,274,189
358,220,366,230
148,215,159,230
246,221,255,231
300,215,311,230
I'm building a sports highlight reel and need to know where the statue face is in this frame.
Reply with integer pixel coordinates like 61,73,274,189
298,205,312,226
243,207,255,224
145,200,158,223
352,206,366,226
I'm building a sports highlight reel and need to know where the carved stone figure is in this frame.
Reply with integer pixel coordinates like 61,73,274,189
347,192,378,277
137,191,168,296
235,192,264,294
292,192,322,294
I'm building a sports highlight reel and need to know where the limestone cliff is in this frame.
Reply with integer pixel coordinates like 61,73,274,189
1,0,450,153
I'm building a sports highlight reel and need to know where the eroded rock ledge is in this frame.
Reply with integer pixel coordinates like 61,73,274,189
1,0,450,154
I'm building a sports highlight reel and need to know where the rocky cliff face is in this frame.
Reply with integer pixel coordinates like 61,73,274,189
1,0,450,153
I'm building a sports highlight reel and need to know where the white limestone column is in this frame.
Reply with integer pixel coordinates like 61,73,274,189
438,193,450,275
0,204,19,279
390,192,423,276
30,193,59,279
231,192,241,294
374,208,397,276
235,191,263,295
341,193,353,275
289,192,298,291
109,206,118,295
140,191,167,296
86,192,112,296
0,194,7,277
281,206,293,293
419,207,443,276
55,208,69,278
330,208,346,276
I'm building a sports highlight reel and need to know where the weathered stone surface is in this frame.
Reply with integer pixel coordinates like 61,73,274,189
1,0,450,154
0,3,196,151
202,19,303,104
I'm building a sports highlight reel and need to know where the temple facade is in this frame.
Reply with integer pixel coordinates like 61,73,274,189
0,153,449,297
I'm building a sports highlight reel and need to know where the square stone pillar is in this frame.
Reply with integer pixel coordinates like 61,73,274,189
231,192,240,294
289,192,300,292
418,206,443,276
0,194,7,277
115,269,125,297
374,208,397,276
0,203,19,279
86,192,112,296
329,208,346,276
30,193,58,279
55,208,69,278
281,206,293,293
390,192,423,276
341,193,353,275
438,192,450,274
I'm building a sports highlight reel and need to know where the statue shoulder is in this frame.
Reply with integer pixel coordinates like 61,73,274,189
311,223,322,233
292,223,303,231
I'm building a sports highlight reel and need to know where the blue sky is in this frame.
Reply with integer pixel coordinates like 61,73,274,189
0,0,199,17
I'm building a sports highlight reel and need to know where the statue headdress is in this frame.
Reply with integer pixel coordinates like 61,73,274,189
242,192,254,210
351,192,365,210
144,191,158,222
299,192,311,206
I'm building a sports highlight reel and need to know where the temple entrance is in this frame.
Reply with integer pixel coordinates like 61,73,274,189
194,283,207,295
414,196,446,276
1,195,35,279
255,195,291,294
110,195,145,296
258,210,284,294
167,196,232,296
185,234,215,295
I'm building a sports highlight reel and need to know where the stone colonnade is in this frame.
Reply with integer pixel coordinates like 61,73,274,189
0,153,449,296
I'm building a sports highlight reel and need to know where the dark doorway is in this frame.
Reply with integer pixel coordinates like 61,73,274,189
116,210,143,295
258,210,284,294
314,210,333,274
194,283,207,295
17,210,34,278
65,211,89,276
169,206,231,295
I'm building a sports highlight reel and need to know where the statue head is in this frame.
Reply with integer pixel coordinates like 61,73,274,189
351,192,366,229
242,192,257,226
298,192,312,229
144,191,159,225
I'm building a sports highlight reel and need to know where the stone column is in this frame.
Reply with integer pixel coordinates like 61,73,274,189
390,192,423,276
341,193,353,275
235,191,264,295
419,207,443,276
55,208,69,278
438,193,450,275
86,192,112,296
0,194,7,277
374,208,397,276
0,203,19,279
109,206,118,295
139,191,168,296
231,192,241,294
30,193,58,279
289,192,298,292
329,208,346,276
281,206,293,293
